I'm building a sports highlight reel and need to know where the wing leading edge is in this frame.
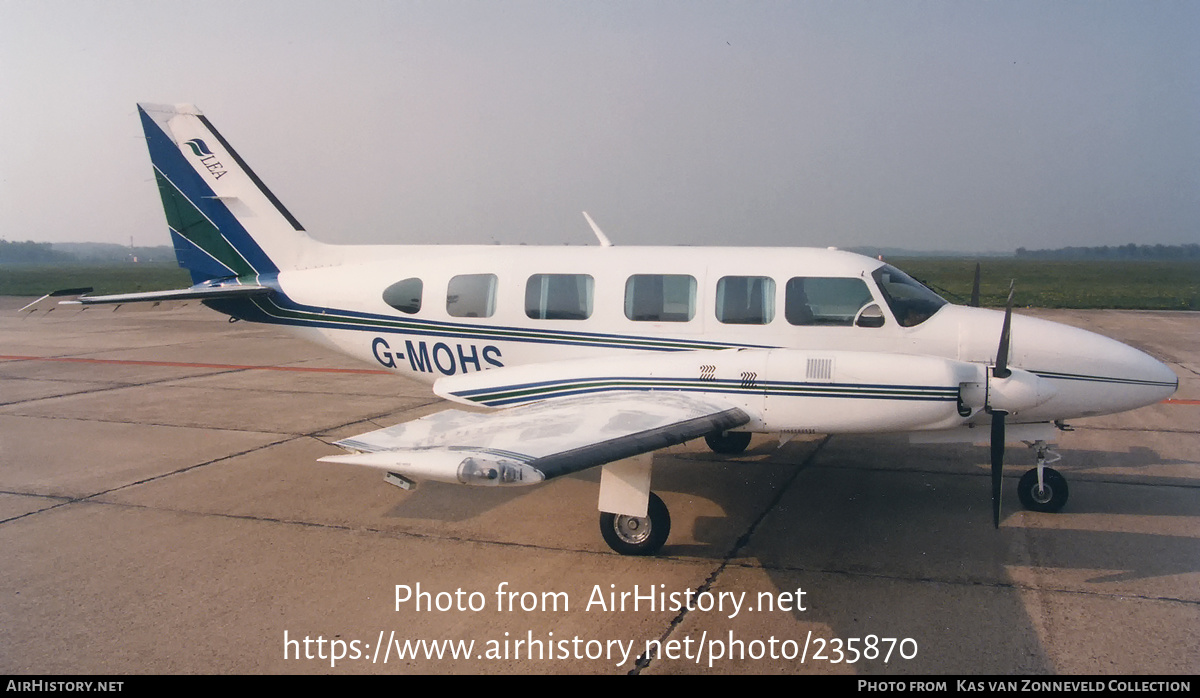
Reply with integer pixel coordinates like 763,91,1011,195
320,391,749,486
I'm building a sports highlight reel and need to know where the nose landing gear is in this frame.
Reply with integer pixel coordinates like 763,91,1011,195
1017,440,1069,513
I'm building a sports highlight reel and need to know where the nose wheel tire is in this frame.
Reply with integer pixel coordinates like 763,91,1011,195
599,492,671,556
705,430,752,454
1017,467,1068,513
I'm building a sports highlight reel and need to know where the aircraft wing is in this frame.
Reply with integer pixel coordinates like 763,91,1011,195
319,391,749,486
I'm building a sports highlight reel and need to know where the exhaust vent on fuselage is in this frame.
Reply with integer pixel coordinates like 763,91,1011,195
807,357,833,381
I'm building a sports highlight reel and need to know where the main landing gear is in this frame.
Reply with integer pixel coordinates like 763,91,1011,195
1016,440,1069,513
704,430,751,454
599,492,671,556
598,428,750,556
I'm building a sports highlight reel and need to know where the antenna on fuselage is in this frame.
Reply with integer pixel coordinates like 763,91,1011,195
582,212,613,247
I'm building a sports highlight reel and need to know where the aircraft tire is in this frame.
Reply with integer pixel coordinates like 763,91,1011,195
705,430,752,454
1017,467,1068,513
599,492,671,556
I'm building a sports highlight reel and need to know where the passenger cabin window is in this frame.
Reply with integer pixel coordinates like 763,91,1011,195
525,274,594,320
625,274,696,322
785,277,876,326
447,273,497,318
871,264,947,327
382,277,422,314
716,276,775,324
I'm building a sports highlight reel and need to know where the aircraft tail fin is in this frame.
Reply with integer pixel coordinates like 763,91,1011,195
137,103,324,283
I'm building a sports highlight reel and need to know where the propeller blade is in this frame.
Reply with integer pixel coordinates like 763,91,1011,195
994,281,1014,379
990,409,1006,528
988,281,1015,528
970,263,981,307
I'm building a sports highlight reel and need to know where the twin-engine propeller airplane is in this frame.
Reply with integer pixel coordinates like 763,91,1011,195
23,104,1179,555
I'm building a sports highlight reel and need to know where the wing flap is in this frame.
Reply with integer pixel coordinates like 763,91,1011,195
320,391,748,486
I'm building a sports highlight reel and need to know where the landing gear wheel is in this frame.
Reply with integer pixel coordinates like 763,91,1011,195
705,430,752,454
599,492,671,556
1017,467,1068,513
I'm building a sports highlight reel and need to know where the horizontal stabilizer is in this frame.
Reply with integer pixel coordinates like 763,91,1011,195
321,391,748,486
19,283,271,314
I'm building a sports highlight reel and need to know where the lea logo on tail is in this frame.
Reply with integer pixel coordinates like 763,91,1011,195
183,138,227,179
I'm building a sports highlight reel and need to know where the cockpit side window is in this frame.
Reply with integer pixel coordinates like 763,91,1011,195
785,277,875,326
871,264,947,327
382,277,422,314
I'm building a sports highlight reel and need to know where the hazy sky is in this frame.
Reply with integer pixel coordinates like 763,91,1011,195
2,1,1197,252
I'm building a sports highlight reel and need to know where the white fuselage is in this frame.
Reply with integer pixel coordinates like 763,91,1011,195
236,243,1176,436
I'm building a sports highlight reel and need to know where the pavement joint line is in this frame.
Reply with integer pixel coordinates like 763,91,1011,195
0,354,402,409
0,411,353,436
1,488,648,561
308,398,449,439
0,354,393,376
0,374,127,386
629,435,832,675
10,487,1197,612
0,492,77,525
0,397,434,435
765,460,1200,491
0,409,298,430
0,436,299,526
1174,364,1199,378
129,380,417,400
0,365,258,408
0,406,412,526
719,560,1200,608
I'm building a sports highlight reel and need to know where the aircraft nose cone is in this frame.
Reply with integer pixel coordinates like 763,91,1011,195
1125,346,1180,404
949,307,1179,419
1017,317,1179,416
1086,333,1177,411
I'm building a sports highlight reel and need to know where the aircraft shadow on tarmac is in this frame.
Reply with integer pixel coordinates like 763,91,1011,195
368,432,1194,584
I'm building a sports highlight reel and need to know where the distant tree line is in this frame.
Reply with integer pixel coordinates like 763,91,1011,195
0,240,175,264
1015,243,1200,260
0,240,74,264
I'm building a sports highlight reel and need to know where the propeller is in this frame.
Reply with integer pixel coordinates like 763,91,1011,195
988,281,1015,528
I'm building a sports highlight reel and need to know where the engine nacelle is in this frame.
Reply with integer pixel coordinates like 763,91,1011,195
437,347,987,435
987,367,1057,416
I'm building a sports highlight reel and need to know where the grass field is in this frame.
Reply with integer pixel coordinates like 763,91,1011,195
0,263,190,298
893,258,1199,311
2,259,1197,311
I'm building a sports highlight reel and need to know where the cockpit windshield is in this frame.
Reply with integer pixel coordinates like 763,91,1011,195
871,264,947,327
